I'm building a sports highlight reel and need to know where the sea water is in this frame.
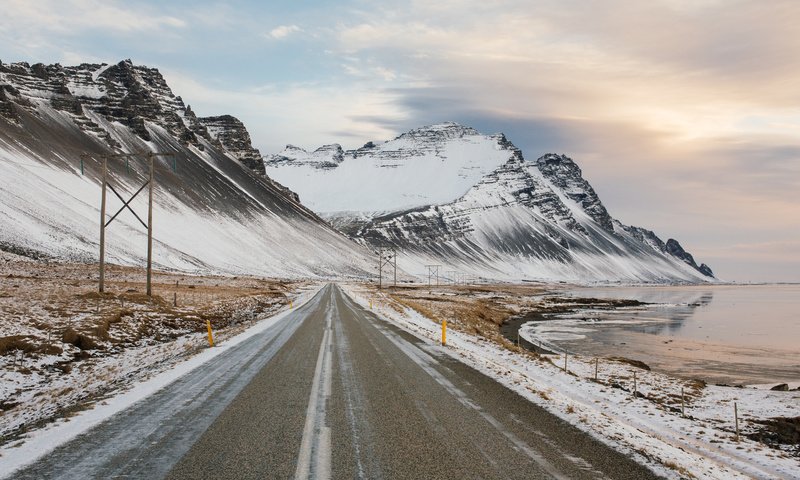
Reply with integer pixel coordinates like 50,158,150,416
520,284,800,386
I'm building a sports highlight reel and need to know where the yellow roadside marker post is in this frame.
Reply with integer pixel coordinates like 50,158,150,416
290,299,293,309
206,320,214,347
441,320,447,346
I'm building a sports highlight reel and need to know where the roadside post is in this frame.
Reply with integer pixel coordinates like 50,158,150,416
681,387,685,417
734,402,740,442
441,319,447,346
206,320,214,347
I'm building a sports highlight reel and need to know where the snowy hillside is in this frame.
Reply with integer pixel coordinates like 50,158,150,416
264,123,516,213
266,125,715,283
0,59,374,278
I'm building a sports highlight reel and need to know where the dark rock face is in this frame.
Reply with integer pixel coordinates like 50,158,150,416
198,115,264,173
698,263,714,277
665,239,714,277
0,59,270,178
535,154,614,232
263,143,346,170
0,84,20,121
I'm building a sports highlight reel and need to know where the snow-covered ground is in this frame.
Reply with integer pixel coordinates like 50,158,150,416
342,283,800,479
0,252,318,442
0,283,324,475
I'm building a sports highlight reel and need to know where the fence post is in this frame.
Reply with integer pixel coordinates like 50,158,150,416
681,387,685,417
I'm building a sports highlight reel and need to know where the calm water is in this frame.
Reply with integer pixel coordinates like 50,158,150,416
520,285,800,385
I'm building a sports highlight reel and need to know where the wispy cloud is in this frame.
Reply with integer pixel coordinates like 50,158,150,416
267,25,301,40
163,69,407,151
0,0,186,34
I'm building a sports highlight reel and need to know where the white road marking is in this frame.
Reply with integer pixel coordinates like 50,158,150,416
294,289,334,480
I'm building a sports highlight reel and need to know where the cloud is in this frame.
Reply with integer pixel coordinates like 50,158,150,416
162,69,408,153
0,0,187,62
325,2,800,275
0,0,186,34
267,25,301,40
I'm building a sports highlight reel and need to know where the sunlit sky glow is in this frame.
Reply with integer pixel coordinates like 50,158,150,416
2,0,799,282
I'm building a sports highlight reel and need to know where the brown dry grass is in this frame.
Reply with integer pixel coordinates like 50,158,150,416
0,254,308,441
0,255,302,366
373,283,547,358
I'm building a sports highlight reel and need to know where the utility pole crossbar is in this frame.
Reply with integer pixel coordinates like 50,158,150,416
424,265,441,289
91,151,175,297
377,248,398,289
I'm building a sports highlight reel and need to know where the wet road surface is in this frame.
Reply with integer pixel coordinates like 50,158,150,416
12,284,662,479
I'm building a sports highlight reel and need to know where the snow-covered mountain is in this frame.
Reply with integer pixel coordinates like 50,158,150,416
264,123,515,214
0,59,373,278
265,124,715,283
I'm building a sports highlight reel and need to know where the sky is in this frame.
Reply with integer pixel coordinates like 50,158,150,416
1,0,799,282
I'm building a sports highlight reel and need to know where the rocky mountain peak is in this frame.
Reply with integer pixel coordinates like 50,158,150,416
396,122,480,141
534,153,614,232
313,144,344,162
198,115,263,173
0,58,273,176
665,239,714,277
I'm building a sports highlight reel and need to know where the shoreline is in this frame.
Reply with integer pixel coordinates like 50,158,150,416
511,286,800,387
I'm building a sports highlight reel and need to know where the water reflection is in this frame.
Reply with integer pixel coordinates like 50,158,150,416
521,285,800,385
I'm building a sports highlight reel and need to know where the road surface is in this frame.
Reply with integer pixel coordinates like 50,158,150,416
11,284,662,479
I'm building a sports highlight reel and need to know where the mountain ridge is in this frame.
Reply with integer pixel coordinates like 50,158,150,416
265,122,715,283
0,59,374,278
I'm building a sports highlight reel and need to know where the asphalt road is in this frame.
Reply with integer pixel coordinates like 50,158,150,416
11,284,663,479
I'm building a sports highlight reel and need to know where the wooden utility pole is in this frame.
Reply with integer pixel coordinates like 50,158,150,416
378,247,383,289
425,265,441,288
377,248,397,289
92,151,173,297
99,157,107,292
146,153,154,297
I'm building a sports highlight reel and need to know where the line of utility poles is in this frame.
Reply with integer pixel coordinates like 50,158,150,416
377,247,397,289
89,151,175,297
425,264,441,289
441,270,481,286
